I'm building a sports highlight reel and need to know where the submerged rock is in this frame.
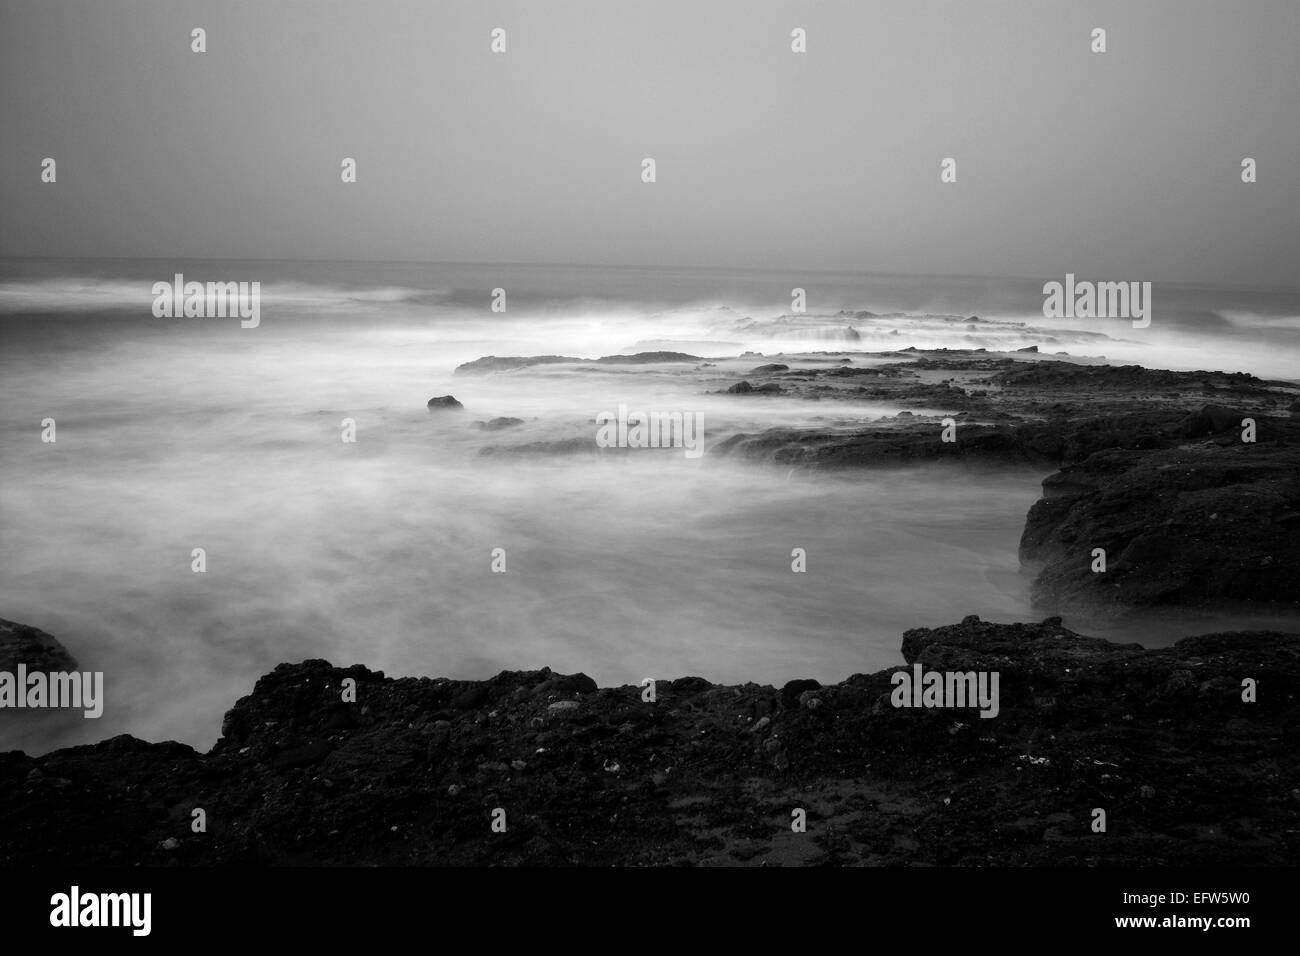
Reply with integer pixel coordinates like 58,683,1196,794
593,351,701,365
454,352,701,375
475,417,525,431
454,355,579,375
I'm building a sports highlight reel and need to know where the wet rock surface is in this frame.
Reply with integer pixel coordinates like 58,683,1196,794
1022,440,1300,611
0,619,78,672
455,352,702,375
426,395,464,410
2,618,1296,866
458,347,1299,614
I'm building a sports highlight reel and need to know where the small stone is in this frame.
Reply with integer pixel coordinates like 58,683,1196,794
160,837,180,851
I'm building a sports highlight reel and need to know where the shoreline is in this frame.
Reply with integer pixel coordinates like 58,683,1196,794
2,614,1296,866
459,344,1300,616
3,345,1298,864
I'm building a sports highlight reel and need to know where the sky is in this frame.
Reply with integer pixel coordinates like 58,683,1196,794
1,0,1297,287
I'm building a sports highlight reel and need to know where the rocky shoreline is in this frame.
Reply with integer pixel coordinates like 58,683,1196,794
457,345,1300,615
2,616,1296,866
3,346,1298,866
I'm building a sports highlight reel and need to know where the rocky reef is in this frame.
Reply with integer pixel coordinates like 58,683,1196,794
459,346,1300,615
1022,439,1300,611
1,616,1295,866
3,346,1297,866
454,351,703,375
0,619,78,673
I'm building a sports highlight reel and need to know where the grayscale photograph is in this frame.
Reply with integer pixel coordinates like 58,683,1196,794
1,0,1295,938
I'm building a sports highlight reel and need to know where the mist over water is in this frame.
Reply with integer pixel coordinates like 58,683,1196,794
2,260,1298,754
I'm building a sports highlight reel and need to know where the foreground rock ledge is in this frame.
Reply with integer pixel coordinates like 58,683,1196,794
2,617,1297,866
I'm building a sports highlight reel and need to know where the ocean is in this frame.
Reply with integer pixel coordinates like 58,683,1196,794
2,258,1298,754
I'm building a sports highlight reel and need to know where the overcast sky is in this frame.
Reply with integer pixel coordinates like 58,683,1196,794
2,0,1297,287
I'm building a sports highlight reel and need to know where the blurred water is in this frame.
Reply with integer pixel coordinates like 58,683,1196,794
1,260,1297,754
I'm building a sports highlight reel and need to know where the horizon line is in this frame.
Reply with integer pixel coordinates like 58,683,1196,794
2,254,1299,295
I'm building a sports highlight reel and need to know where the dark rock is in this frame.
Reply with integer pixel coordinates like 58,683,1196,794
0,619,78,672
0,618,1295,867
455,352,702,375
1181,404,1244,437
454,355,580,375
427,395,464,410
752,363,789,373
530,671,598,696
451,685,490,709
593,351,701,365
1021,442,1300,610
780,679,822,709
727,381,754,394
